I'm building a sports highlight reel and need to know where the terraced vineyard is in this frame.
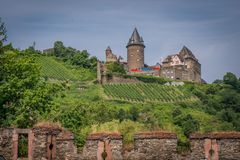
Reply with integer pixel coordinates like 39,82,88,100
35,56,95,81
103,83,198,103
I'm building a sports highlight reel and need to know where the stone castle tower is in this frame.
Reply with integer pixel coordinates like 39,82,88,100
126,28,145,71
105,46,118,63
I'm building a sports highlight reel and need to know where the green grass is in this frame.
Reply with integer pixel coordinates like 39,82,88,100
35,56,95,81
103,83,198,103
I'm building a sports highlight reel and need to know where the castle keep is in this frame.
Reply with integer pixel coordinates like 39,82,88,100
98,28,202,83
126,28,145,71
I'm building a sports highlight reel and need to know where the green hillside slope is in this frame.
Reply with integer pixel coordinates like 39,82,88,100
35,56,95,81
103,83,198,103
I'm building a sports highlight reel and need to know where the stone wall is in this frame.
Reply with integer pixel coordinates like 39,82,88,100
0,128,14,160
83,132,123,160
190,132,240,160
101,74,140,84
56,130,77,160
1,127,240,160
32,126,61,159
125,131,177,160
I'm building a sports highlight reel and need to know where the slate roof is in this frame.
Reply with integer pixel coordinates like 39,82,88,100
179,46,198,61
162,46,198,63
126,28,145,47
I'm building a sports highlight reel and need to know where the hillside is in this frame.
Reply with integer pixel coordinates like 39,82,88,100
1,49,240,152
103,83,198,103
35,56,95,81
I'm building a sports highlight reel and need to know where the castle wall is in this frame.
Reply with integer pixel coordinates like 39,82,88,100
0,128,14,160
126,132,178,160
1,127,240,160
101,74,141,85
83,133,123,160
190,132,240,160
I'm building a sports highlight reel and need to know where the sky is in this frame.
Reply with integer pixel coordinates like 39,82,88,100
0,0,240,83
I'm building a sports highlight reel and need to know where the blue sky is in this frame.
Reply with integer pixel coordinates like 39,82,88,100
1,0,240,82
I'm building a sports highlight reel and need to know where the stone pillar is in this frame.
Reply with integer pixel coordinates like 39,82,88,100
28,130,34,160
204,139,218,160
32,126,61,160
12,129,18,160
190,132,240,160
83,133,123,160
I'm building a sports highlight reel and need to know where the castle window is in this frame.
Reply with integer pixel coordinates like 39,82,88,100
131,54,133,57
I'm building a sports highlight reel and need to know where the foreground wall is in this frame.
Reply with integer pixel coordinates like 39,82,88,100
0,128,14,160
1,127,240,160
190,132,240,160
125,132,177,160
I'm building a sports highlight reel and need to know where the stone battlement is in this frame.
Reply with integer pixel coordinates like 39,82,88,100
1,128,240,160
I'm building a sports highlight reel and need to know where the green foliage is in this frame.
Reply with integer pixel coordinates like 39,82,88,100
0,51,60,127
124,74,168,84
103,83,198,103
223,72,238,88
174,114,199,137
53,41,97,70
106,62,126,74
18,134,28,157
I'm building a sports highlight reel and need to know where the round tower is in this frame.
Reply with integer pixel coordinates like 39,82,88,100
126,28,145,72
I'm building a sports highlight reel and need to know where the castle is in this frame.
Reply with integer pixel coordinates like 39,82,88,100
98,28,202,83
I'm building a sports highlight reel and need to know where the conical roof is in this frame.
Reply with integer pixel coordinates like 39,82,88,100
126,28,145,47
106,46,111,51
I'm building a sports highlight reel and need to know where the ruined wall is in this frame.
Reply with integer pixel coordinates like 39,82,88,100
190,132,240,160
83,133,123,160
101,74,140,84
32,126,61,159
56,130,77,160
1,127,240,160
124,132,177,160
0,128,14,160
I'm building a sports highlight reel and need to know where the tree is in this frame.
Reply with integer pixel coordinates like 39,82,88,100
174,114,199,137
117,108,126,122
54,41,65,57
223,72,238,88
0,51,60,127
106,62,126,74
0,17,7,54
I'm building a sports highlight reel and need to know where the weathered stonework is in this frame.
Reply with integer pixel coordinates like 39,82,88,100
83,132,123,160
32,126,61,160
1,127,240,160
190,132,240,160
101,74,141,84
56,130,77,160
0,128,14,160
126,131,178,160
